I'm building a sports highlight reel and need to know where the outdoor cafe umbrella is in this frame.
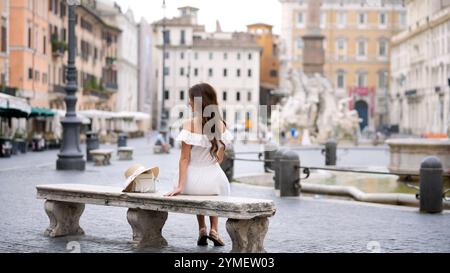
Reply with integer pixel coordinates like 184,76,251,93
0,93,31,136
0,93,31,118
51,109,91,139
29,107,55,118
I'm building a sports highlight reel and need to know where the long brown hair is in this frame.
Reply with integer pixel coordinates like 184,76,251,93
188,83,226,160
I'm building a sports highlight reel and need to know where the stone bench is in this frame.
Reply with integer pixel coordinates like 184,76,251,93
117,147,134,160
36,184,276,253
153,145,166,154
89,149,113,166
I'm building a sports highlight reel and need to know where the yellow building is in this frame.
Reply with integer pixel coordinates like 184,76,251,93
280,0,406,131
247,23,280,118
247,23,280,88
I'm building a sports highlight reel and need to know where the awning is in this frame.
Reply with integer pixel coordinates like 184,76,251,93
117,111,151,120
29,107,55,117
0,93,32,118
79,110,150,120
79,109,118,119
51,109,91,125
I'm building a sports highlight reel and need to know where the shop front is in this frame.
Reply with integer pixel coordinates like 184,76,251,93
0,93,31,157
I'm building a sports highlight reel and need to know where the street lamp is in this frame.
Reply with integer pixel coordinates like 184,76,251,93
56,0,85,171
160,0,168,133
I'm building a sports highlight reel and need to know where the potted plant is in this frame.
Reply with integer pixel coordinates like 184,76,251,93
51,35,68,56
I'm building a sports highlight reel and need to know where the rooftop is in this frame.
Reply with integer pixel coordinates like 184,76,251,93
177,6,199,11
193,32,260,50
153,16,200,27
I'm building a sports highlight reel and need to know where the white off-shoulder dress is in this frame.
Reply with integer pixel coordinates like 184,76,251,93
174,129,233,196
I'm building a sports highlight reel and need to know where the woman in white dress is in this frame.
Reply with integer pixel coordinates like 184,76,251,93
165,83,232,247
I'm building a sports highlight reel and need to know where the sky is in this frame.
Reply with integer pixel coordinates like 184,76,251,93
113,0,282,34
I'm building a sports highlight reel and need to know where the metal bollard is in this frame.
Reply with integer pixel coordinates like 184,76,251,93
86,131,99,162
118,133,128,148
279,150,301,197
220,145,235,182
273,148,288,190
263,142,278,173
419,156,443,213
322,139,337,166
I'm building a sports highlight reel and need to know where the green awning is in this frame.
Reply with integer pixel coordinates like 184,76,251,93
0,108,30,118
0,93,32,118
29,107,55,117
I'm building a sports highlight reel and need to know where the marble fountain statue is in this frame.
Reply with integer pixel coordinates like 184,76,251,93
271,69,361,144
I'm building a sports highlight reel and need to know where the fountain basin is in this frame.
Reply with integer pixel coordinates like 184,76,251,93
386,138,450,176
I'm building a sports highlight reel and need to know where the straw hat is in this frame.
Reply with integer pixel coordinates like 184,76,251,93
123,163,159,192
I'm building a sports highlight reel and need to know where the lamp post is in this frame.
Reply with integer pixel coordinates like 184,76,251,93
160,0,168,133
56,0,85,171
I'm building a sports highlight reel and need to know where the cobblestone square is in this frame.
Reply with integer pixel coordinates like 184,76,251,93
0,137,449,253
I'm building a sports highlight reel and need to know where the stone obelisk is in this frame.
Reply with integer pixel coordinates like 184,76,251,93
302,0,325,75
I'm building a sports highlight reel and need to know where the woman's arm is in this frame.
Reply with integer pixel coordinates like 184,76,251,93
217,146,225,164
165,141,191,196
216,120,227,164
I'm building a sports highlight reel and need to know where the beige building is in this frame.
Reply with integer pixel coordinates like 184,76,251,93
48,0,120,112
96,0,139,113
390,0,450,136
151,7,261,132
280,0,406,131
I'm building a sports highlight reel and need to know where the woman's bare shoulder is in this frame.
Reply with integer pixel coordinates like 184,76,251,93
181,119,192,131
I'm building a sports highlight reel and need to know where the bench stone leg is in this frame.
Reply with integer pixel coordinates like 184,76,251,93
127,209,168,247
93,155,103,166
118,151,132,160
226,217,269,253
44,201,85,237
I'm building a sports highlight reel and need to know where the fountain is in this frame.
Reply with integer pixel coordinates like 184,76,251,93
272,0,360,144
271,69,361,144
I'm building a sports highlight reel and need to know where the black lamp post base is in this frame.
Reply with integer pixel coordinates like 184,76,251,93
57,157,86,171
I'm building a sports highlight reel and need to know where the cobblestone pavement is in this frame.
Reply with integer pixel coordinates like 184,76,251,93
0,137,449,253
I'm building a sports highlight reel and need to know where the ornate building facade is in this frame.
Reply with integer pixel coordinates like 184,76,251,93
279,0,406,131
390,0,450,136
